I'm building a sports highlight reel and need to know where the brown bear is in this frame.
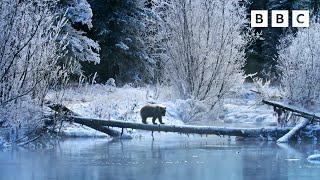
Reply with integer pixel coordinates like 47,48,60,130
140,104,166,124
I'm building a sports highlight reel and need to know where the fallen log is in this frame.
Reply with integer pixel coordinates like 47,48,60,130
262,99,319,143
46,102,320,140
277,118,309,143
69,115,294,138
48,104,132,139
77,120,132,139
71,116,320,140
262,100,320,122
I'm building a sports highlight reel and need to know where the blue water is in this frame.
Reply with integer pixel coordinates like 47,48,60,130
0,134,320,180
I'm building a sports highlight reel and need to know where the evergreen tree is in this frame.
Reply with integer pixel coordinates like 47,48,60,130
83,0,155,84
58,0,100,74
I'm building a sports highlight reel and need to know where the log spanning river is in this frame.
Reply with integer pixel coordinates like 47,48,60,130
1,134,320,180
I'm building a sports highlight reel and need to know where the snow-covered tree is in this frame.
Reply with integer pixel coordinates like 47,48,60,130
0,0,66,128
246,0,320,80
81,0,155,83
142,0,168,83
58,0,100,74
160,0,255,108
278,22,320,106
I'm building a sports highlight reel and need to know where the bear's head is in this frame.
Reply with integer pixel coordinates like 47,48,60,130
158,106,166,116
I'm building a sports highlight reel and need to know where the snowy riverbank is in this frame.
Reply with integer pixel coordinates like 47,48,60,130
46,83,278,137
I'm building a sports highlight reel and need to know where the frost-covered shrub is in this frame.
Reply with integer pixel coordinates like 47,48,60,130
0,0,67,129
173,99,208,123
252,77,282,100
106,78,116,87
0,99,44,130
278,22,320,106
159,0,255,109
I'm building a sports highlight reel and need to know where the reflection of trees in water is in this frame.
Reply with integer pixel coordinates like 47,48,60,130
3,138,320,180
241,142,285,180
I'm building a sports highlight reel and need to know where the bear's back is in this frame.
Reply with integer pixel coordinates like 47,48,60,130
140,105,159,117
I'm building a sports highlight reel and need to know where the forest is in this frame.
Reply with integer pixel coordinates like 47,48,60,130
1,0,320,179
1,0,320,142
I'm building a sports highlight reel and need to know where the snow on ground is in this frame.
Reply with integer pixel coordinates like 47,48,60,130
223,83,278,127
47,83,278,137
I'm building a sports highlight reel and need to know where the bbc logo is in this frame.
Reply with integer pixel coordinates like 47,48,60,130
251,10,309,27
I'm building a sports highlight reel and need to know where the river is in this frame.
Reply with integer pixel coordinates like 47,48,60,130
0,134,320,180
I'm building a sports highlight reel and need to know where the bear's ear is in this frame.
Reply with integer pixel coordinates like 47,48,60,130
162,107,166,112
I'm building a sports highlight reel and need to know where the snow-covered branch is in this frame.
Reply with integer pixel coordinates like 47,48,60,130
0,0,67,129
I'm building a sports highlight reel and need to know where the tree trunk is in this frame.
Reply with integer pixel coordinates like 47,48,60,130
277,118,309,143
262,100,320,122
70,115,294,139
47,102,320,141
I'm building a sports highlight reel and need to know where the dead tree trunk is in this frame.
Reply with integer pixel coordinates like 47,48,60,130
262,100,320,122
69,115,294,138
277,118,309,143
262,99,319,142
46,102,320,141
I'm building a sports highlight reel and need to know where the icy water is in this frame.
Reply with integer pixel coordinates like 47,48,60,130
1,134,320,180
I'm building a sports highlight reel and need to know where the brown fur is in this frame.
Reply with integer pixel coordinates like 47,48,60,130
140,104,166,124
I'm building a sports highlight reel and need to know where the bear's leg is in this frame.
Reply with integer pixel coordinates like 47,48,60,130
159,116,165,124
142,117,147,124
152,117,157,125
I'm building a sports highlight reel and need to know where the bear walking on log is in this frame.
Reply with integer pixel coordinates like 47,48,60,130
140,104,166,125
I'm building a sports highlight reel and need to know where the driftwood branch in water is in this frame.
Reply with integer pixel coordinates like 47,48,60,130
48,104,132,139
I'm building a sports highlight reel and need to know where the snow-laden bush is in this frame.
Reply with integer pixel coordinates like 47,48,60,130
252,77,282,101
0,0,67,130
278,22,320,106
172,99,209,123
159,0,256,110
